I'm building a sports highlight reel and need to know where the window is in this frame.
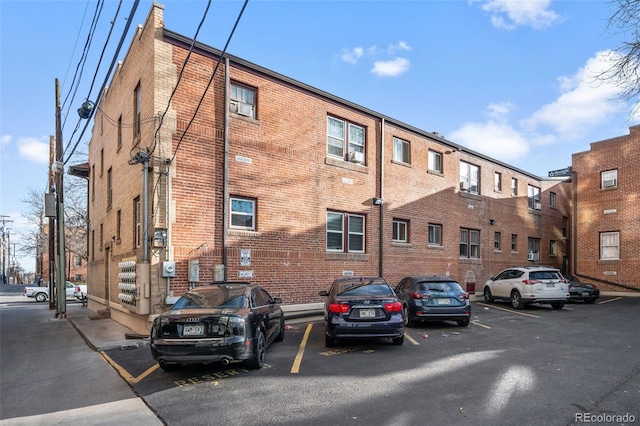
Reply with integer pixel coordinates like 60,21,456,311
550,192,556,208
327,116,365,162
511,234,517,252
91,230,95,261
99,223,103,252
494,172,502,192
392,219,409,243
117,115,122,151
511,178,518,196
230,83,256,119
562,216,568,239
74,255,82,267
327,211,365,253
460,161,480,194
528,185,541,210
393,137,410,164
428,150,443,174
134,197,142,248
116,209,122,242
460,228,480,258
230,197,256,231
601,169,617,188
100,149,104,176
494,232,501,251
107,168,113,210
134,82,141,139
428,223,442,246
550,240,557,256
527,238,540,261
600,231,619,260
91,164,95,201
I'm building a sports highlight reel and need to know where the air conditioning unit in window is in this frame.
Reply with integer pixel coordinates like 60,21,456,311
349,151,364,163
534,202,541,210
527,252,539,261
603,179,617,188
460,181,469,191
237,102,254,117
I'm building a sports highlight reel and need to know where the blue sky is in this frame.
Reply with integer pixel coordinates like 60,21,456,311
1,0,637,274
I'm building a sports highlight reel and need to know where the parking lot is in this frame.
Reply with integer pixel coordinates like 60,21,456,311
95,296,639,425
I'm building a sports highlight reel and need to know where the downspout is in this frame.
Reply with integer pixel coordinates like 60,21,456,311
142,157,150,262
223,57,230,281
166,159,172,301
571,171,577,276
378,118,385,277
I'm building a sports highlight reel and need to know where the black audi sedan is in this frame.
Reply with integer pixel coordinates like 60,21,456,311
150,282,284,371
395,275,471,327
319,276,404,347
562,274,600,303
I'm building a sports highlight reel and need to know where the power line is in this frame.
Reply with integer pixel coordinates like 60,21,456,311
171,0,249,162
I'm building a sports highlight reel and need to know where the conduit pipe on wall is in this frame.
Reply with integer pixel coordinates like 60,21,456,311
223,57,230,281
378,118,385,278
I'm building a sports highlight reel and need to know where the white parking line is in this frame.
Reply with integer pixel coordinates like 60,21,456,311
405,333,420,345
476,302,540,318
598,297,622,304
471,321,491,329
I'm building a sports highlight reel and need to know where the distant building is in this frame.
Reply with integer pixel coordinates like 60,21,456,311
82,4,611,335
571,126,640,293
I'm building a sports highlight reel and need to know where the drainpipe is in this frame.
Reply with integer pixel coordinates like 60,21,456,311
223,57,230,281
572,170,577,276
142,156,150,262
166,159,172,300
378,118,385,277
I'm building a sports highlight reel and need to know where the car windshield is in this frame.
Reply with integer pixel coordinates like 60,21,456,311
172,287,247,309
418,281,463,292
337,282,393,297
530,271,562,280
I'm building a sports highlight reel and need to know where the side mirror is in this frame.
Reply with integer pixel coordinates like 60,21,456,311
318,290,329,297
272,297,282,304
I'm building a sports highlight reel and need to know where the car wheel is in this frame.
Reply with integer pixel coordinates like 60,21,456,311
483,287,494,303
403,305,414,327
392,335,404,345
510,291,524,310
457,318,470,327
35,292,47,303
325,333,336,348
274,317,285,342
551,302,564,310
584,298,597,304
246,329,265,370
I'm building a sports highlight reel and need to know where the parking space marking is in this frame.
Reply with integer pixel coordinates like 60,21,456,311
290,323,313,374
471,321,491,329
476,302,540,318
597,297,622,304
100,351,159,384
405,333,420,345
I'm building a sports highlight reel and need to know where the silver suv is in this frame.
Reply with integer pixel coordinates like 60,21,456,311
483,266,570,310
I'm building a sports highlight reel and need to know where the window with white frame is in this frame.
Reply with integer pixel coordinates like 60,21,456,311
428,150,443,173
550,191,556,208
601,169,617,189
230,197,256,231
460,161,480,194
511,178,518,196
494,172,502,192
550,240,557,256
528,185,541,210
230,83,256,119
600,231,619,260
327,116,365,163
428,223,442,246
392,219,409,243
393,137,410,164
327,211,365,253
527,237,540,261
511,234,517,252
460,228,480,258
74,255,82,267
494,232,501,251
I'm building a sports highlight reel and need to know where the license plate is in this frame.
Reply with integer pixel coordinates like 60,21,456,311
437,299,451,305
183,324,204,336
546,283,555,288
359,308,375,318
582,292,589,297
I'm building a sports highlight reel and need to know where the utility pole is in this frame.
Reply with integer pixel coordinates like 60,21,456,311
55,79,66,317
0,216,13,284
48,135,56,309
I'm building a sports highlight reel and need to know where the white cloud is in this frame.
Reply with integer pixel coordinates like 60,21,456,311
478,0,561,30
449,120,530,162
341,47,364,64
17,137,50,164
388,41,411,54
371,57,410,77
1,134,11,149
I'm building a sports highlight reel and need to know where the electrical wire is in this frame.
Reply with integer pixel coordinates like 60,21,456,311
64,0,141,165
171,0,249,163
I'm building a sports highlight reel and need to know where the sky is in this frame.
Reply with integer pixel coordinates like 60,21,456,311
1,0,637,275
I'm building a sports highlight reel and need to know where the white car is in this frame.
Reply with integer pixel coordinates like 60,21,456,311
23,281,86,303
483,266,570,310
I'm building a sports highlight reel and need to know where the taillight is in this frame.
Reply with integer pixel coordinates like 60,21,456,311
23,288,27,293
411,292,431,299
76,286,81,292
384,302,403,312
523,279,542,285
458,292,469,300
592,284,599,290
328,303,350,314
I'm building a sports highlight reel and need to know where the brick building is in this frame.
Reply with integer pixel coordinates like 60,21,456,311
84,4,576,334
571,126,640,292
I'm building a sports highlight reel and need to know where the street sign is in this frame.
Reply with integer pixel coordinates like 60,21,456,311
548,167,572,177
